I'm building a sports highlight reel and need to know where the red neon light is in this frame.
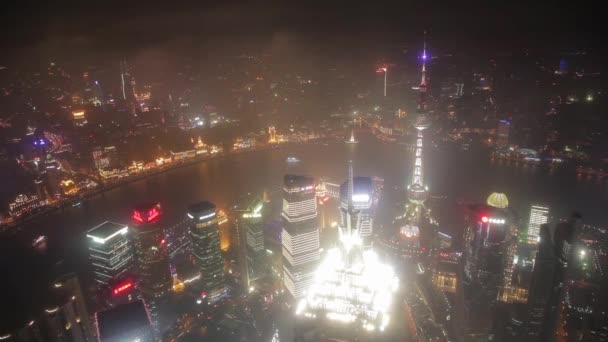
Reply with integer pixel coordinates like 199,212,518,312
200,291,207,299
113,282,133,295
481,216,489,223
160,239,166,245
132,211,144,223
132,206,161,224
147,208,160,222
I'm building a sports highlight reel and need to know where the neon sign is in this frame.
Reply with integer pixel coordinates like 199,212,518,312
132,211,144,223
147,207,160,222
132,204,162,224
113,281,133,295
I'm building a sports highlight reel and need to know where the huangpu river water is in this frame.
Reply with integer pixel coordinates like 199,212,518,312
2,133,607,329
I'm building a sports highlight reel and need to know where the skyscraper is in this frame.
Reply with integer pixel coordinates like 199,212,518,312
45,273,94,342
187,201,225,301
296,161,399,337
236,197,266,288
87,221,133,291
462,193,519,334
527,205,549,243
281,175,320,299
339,176,373,248
130,202,172,327
527,224,559,338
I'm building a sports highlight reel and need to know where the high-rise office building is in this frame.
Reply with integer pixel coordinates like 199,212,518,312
462,193,519,335
281,175,320,299
236,197,266,288
130,202,172,327
187,201,225,301
44,273,94,342
296,162,399,337
527,225,559,338
496,119,511,148
527,205,549,243
87,222,133,291
339,176,373,248
463,193,518,300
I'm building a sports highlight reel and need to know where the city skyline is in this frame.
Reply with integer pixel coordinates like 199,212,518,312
1,4,608,341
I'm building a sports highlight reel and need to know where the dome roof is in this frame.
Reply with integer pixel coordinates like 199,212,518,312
487,192,509,208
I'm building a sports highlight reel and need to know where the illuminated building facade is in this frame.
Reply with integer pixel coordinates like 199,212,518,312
131,202,172,327
86,221,133,290
407,36,430,207
397,37,434,247
297,162,398,336
463,195,518,302
432,251,460,293
281,175,320,299
44,273,94,342
236,197,266,287
187,201,226,301
527,205,549,243
8,194,48,218
339,176,373,248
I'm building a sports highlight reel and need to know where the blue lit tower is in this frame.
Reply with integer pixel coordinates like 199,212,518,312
407,34,430,206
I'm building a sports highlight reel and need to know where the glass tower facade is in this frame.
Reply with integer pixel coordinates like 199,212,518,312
187,201,225,301
87,221,133,290
281,175,320,299
527,205,549,243
131,202,172,327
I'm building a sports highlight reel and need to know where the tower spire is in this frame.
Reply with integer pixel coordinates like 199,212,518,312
420,31,427,87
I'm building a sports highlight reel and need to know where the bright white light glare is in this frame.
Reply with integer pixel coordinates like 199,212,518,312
352,194,370,202
298,227,399,333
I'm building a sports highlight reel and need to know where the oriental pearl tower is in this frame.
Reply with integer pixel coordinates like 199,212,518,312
407,33,430,207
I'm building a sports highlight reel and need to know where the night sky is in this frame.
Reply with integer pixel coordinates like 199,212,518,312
1,1,605,61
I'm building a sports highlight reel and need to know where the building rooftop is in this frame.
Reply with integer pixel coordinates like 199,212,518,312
284,174,314,188
188,201,216,216
86,221,128,242
96,300,152,342
339,176,372,202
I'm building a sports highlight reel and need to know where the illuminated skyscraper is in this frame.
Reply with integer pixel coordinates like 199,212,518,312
527,205,549,243
339,176,373,248
87,221,133,291
236,197,266,288
296,161,398,337
281,175,320,299
462,193,519,335
130,202,172,327
187,201,225,301
463,193,518,301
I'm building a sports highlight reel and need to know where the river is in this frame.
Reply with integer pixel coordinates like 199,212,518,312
2,133,607,330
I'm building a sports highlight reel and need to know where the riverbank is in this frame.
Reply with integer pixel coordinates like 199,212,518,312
0,140,320,234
